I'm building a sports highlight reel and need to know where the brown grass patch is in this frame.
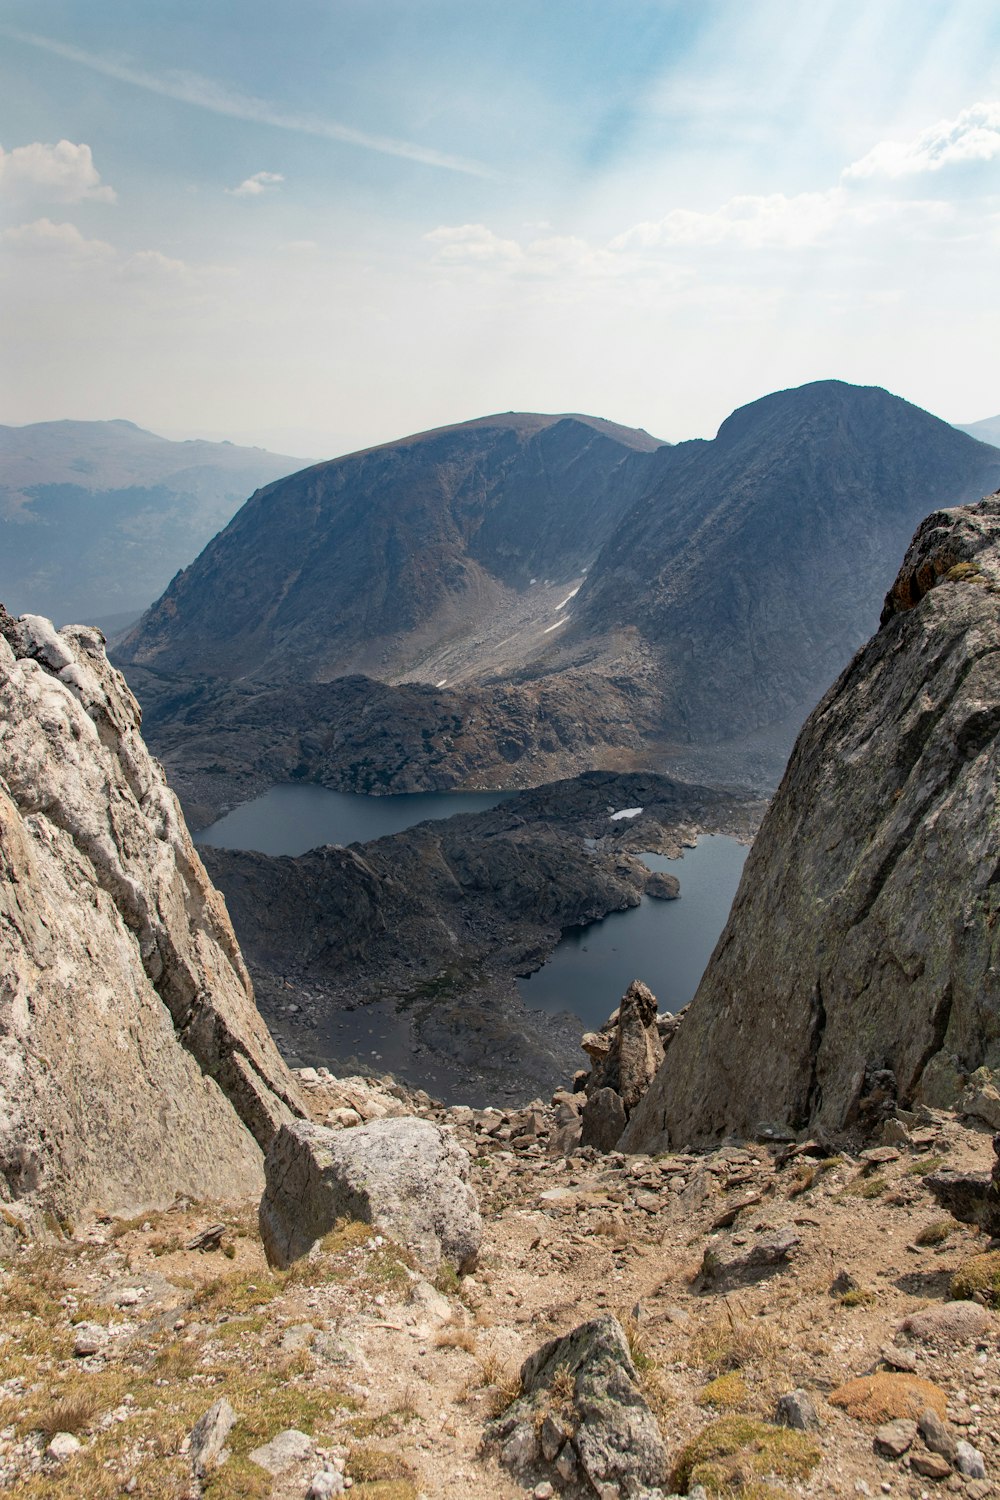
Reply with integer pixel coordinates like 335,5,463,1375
828,1373,947,1424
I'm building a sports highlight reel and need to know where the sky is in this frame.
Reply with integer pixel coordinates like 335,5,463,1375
2,0,1000,460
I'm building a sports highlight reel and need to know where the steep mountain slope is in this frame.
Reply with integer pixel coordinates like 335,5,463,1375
555,381,1000,742
957,413,1000,448
0,419,300,623
623,492,1000,1151
117,385,1000,812
116,413,665,684
0,606,304,1242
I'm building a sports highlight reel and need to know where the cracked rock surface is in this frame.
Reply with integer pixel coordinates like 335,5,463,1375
624,493,1000,1151
0,607,304,1242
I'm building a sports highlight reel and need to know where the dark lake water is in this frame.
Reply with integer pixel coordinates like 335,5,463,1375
516,834,748,1028
196,782,515,856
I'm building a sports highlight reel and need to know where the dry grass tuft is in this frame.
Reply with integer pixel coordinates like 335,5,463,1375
914,1219,954,1247
688,1304,780,1376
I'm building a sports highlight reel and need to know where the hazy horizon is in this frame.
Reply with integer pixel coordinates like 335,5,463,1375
3,1,1000,458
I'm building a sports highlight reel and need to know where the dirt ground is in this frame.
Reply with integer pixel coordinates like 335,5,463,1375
0,1075,997,1499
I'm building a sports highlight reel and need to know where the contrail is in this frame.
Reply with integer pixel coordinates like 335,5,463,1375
4,27,497,179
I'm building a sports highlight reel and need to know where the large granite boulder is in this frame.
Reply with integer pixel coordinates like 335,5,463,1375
623,495,1000,1150
259,1116,482,1273
0,608,304,1241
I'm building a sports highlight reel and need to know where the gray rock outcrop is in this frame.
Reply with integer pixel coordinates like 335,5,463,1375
0,608,303,1239
579,981,679,1150
484,1313,668,1498
259,1116,482,1273
623,494,1000,1150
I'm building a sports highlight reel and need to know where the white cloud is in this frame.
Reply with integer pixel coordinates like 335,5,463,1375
425,223,523,264
0,140,116,203
228,170,284,197
612,190,845,252
845,100,1000,179
0,217,115,260
282,239,320,253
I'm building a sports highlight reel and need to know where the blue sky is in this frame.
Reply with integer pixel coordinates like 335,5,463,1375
2,1,999,457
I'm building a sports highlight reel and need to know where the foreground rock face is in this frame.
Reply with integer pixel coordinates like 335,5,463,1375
484,1314,668,1499
0,608,303,1237
259,1117,482,1273
624,495,1000,1150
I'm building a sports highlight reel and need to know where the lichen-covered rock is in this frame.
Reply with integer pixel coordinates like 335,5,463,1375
0,608,304,1240
259,1116,482,1273
623,495,1000,1150
484,1314,668,1499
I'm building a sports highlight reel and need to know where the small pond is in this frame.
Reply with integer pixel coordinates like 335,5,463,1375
516,834,748,1028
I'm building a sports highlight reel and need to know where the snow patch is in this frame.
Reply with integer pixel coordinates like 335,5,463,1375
436,678,448,687
556,586,581,610
609,807,643,821
543,617,568,634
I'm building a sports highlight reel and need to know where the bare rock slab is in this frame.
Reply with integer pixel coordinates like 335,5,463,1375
484,1313,668,1499
259,1116,482,1273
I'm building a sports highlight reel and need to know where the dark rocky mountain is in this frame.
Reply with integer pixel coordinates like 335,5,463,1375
0,419,300,625
117,412,665,684
116,383,1000,815
552,381,1000,743
623,492,1000,1152
956,414,1000,448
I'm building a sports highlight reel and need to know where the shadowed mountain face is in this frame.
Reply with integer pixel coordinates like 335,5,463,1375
556,381,1000,741
0,419,300,625
114,384,1000,812
115,413,665,683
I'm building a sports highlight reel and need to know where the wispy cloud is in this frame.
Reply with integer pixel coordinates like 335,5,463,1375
0,139,116,203
845,100,1000,179
228,170,284,197
3,27,496,179
1,217,115,260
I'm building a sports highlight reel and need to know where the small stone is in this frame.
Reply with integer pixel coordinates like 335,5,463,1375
533,1484,555,1500
831,1268,861,1296
308,1469,346,1499
911,1452,952,1479
248,1429,314,1475
540,1414,566,1462
46,1432,82,1461
189,1398,238,1477
967,1482,992,1500
954,1441,987,1479
874,1418,918,1458
775,1389,821,1431
499,1423,537,1471
72,1323,107,1358
554,1442,578,1483
918,1408,957,1463
881,1344,918,1372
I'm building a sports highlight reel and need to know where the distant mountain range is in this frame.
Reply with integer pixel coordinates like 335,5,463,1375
956,414,1000,448
0,420,301,626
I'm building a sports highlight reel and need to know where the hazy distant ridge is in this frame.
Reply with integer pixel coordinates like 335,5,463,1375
0,419,301,626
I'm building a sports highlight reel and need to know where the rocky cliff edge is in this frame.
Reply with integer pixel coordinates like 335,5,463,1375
623,493,1000,1151
0,607,304,1238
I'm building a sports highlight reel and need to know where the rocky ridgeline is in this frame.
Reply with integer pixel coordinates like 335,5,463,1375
0,607,305,1247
